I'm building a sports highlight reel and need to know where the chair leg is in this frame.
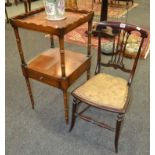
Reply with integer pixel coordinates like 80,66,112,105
69,99,77,132
24,77,35,109
114,113,124,153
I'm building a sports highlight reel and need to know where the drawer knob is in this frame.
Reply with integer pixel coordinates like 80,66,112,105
39,77,43,80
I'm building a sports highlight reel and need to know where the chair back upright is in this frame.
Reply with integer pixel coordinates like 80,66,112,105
23,0,31,13
94,21,148,86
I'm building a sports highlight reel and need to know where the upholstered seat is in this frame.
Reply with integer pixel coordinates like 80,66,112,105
73,73,128,111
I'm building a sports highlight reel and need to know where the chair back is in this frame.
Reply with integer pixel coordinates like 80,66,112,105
94,21,148,85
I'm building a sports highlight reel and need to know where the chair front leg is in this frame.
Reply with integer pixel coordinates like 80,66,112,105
69,98,78,132
114,113,124,153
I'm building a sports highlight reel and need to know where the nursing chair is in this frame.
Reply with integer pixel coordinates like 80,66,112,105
69,21,148,153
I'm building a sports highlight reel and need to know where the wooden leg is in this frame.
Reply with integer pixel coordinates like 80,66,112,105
69,98,77,132
50,34,55,48
25,77,35,109
114,113,124,153
63,90,69,124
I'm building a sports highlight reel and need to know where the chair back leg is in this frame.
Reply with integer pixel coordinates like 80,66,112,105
115,113,124,153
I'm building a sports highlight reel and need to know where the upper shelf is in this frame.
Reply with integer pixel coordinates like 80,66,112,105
10,7,94,35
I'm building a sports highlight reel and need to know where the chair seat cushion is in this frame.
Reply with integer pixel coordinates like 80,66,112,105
73,73,128,111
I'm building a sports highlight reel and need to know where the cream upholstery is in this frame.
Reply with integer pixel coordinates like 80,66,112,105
73,73,128,110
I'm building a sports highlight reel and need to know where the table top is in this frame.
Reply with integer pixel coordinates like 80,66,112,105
10,7,94,35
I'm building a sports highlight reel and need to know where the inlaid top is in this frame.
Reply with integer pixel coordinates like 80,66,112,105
10,7,94,35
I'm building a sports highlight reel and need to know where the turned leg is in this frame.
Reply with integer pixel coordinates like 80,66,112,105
69,98,78,132
12,27,35,109
114,113,124,153
24,77,35,109
63,90,69,124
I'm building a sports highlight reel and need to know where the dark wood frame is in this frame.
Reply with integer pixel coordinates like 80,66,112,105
10,7,94,124
69,21,148,152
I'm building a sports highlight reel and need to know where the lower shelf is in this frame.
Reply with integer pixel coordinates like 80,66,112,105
27,48,91,88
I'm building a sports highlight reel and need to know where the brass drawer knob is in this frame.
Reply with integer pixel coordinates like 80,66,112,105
39,77,43,80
